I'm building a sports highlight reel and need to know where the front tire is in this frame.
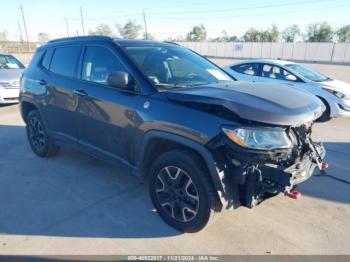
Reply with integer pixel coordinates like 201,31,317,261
148,149,220,232
26,110,59,157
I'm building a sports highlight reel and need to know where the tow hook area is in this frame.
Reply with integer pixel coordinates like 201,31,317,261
284,162,329,200
320,162,329,170
320,162,329,175
284,190,301,199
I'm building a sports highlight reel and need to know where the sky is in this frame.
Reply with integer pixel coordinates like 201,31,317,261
0,0,349,41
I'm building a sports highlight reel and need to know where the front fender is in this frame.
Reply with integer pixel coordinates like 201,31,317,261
135,130,224,192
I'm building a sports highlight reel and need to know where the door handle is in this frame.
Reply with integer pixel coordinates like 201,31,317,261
37,79,47,86
74,89,88,97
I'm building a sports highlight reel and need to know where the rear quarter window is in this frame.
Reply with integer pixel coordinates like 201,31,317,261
41,48,54,70
50,46,81,78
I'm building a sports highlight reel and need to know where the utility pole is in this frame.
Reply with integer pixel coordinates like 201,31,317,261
80,7,85,35
19,4,29,43
65,17,70,37
18,20,23,42
143,9,148,39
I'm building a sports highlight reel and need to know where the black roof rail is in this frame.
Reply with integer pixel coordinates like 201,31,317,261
48,35,113,44
163,41,180,46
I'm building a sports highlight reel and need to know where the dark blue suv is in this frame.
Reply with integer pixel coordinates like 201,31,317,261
20,36,325,232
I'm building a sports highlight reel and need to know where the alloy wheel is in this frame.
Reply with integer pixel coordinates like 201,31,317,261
155,166,200,222
28,117,46,152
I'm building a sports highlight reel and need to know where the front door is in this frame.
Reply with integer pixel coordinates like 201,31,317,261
75,45,140,164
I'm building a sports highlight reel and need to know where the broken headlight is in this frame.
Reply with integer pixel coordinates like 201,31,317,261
222,127,293,150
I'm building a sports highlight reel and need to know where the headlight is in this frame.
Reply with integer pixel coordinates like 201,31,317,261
323,88,345,99
222,127,293,150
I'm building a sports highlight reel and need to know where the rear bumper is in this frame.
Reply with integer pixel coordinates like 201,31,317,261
0,88,20,104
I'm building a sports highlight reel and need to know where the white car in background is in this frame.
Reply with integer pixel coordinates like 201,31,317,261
223,59,350,121
0,51,25,104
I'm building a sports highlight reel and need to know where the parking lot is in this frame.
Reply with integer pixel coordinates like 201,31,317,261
0,61,350,256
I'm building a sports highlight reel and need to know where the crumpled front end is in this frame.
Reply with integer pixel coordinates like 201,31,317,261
208,123,326,208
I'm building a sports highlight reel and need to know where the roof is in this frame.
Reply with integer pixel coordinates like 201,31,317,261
46,36,177,48
0,50,10,55
226,59,296,67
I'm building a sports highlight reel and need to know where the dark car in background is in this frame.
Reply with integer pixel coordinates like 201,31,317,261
20,36,325,232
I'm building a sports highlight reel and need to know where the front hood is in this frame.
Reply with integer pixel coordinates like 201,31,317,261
0,69,24,82
165,82,324,126
318,79,350,96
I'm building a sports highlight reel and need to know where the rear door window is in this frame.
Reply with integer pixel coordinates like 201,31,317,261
231,63,260,76
50,46,81,78
41,49,54,70
261,64,294,81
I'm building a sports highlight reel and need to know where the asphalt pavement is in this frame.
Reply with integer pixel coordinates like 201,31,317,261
0,103,349,255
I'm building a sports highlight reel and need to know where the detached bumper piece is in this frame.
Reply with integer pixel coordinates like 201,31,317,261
239,155,317,207
210,131,326,209
239,142,325,208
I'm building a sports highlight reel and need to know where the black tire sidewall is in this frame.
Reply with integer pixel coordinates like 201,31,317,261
26,110,51,157
316,97,331,122
148,150,213,232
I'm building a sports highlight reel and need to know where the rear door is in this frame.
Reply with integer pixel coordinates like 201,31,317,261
42,45,82,142
75,45,140,164
258,63,300,86
230,63,262,81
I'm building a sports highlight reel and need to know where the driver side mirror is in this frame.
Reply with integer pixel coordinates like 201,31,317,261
286,74,297,81
107,71,135,91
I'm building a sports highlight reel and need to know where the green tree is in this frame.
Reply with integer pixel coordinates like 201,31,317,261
212,30,238,42
336,25,350,43
282,25,301,42
305,22,333,42
89,24,114,36
243,25,278,42
186,24,207,42
268,24,279,42
243,28,261,42
117,20,142,39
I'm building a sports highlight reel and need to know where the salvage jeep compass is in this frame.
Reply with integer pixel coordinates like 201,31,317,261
20,36,326,232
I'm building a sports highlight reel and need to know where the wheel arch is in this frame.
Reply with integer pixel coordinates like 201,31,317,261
136,130,224,192
20,99,41,123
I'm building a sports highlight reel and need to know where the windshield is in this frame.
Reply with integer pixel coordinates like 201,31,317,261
285,63,329,82
0,55,25,69
122,45,234,89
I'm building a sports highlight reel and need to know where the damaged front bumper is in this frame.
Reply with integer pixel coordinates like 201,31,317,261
209,126,326,209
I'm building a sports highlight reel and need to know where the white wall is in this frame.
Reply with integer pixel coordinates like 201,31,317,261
177,42,350,63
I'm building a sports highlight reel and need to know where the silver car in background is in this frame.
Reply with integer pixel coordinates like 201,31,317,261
0,51,25,104
223,59,350,121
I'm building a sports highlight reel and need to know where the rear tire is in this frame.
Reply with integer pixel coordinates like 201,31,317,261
148,149,220,232
26,110,59,157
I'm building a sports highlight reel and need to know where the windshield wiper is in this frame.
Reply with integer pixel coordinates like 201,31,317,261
154,83,193,88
